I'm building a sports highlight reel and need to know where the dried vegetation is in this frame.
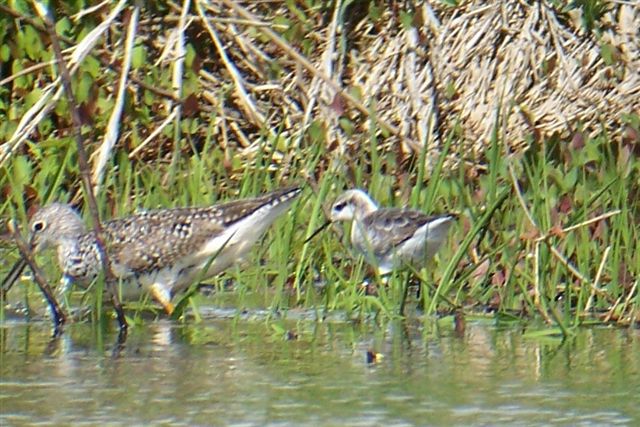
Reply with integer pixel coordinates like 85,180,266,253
1,1,638,174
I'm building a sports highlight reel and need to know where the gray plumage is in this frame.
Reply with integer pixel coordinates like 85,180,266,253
330,189,456,275
26,186,302,313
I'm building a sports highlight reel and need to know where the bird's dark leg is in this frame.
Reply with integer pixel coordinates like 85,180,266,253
107,280,128,336
398,273,423,317
399,276,411,317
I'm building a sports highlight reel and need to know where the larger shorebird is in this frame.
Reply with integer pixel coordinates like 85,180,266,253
3,187,301,315
329,189,456,275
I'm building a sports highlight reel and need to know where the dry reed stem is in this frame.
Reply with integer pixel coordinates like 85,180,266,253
70,0,111,21
619,279,638,325
196,1,270,133
0,59,57,86
171,0,191,123
218,0,407,143
604,295,623,323
585,246,611,313
129,109,179,158
93,4,139,193
534,210,622,243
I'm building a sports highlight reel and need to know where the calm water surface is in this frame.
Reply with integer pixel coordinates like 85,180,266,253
0,314,638,426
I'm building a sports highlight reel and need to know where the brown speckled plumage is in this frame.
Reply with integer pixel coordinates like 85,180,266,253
26,187,301,313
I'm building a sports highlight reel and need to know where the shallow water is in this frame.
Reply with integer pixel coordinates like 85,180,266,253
1,316,638,426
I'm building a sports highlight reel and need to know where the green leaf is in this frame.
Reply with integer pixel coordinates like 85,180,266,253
445,81,456,99
83,55,101,78
24,88,44,109
75,71,94,103
185,44,195,68
55,17,72,38
12,59,31,89
349,86,363,102
368,3,382,21
38,118,53,136
96,95,114,114
563,168,578,189
599,43,615,66
23,25,44,60
308,120,325,144
132,45,146,69
273,16,291,33
399,11,414,30
339,117,354,136
9,0,32,15
13,155,32,188
275,135,289,152
0,121,17,142
271,323,286,335
522,327,564,339
0,44,10,62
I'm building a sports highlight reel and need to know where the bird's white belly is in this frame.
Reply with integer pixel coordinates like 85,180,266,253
352,216,454,275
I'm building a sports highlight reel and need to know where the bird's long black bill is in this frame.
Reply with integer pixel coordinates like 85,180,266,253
304,220,332,244
1,257,28,298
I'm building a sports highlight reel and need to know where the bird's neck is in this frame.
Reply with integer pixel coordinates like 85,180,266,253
354,203,377,221
56,237,80,263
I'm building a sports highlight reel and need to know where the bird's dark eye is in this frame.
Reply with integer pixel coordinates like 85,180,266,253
32,221,45,232
334,202,347,211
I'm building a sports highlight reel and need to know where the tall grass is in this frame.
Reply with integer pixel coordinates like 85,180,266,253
1,114,638,335
1,1,638,336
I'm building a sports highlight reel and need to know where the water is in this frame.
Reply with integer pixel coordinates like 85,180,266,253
1,316,638,426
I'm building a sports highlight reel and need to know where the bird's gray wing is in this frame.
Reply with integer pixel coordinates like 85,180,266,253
360,209,451,257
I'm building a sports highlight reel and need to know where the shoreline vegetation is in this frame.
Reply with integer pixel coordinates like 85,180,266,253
0,1,638,337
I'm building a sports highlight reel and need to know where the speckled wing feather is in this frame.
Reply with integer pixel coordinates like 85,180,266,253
101,209,223,274
360,209,452,257
101,186,301,275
